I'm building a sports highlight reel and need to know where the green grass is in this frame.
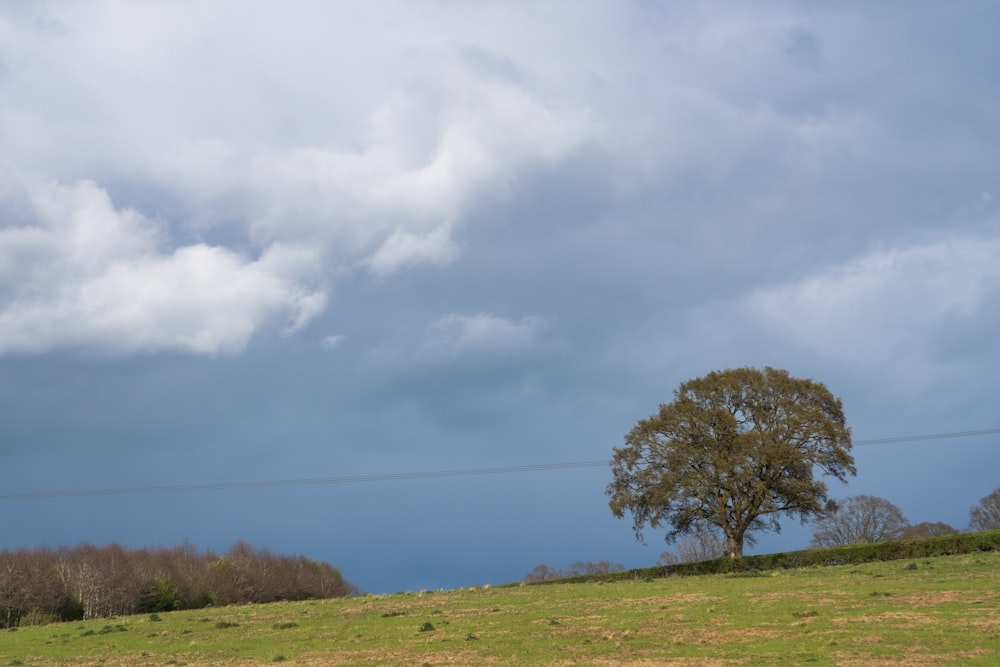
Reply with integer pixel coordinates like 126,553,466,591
1,552,997,665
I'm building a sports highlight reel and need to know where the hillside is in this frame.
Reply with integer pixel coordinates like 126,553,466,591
1,551,997,666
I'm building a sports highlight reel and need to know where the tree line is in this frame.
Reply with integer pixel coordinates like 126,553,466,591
0,541,357,628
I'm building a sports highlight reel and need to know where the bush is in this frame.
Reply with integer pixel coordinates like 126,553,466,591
56,597,85,623
138,579,179,614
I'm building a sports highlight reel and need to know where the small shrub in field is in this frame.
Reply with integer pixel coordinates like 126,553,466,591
215,621,239,629
418,621,435,632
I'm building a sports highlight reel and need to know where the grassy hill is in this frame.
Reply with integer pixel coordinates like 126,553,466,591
1,551,997,665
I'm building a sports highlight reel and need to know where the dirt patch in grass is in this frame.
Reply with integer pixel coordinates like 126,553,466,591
710,627,785,644
585,658,742,666
657,593,725,602
297,647,499,666
963,613,1000,631
842,610,936,627
831,648,997,667
893,589,966,606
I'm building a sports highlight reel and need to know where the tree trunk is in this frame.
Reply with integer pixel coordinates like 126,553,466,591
725,530,744,559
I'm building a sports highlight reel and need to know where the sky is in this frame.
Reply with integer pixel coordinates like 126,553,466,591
1,0,998,594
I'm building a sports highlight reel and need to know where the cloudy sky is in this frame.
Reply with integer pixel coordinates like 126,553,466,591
1,1,998,593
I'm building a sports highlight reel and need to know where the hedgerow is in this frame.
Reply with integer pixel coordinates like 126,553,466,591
524,530,1000,585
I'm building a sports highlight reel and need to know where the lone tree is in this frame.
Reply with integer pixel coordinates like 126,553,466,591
607,367,855,559
969,487,1000,531
809,495,909,547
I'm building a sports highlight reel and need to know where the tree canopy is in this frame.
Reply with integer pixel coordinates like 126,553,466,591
607,366,855,559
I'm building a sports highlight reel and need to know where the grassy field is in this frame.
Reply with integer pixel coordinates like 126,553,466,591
1,551,997,666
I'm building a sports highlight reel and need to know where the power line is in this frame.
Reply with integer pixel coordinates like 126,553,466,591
1,427,997,502
0,462,609,502
854,428,1000,446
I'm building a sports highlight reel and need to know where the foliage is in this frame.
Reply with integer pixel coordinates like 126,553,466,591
608,367,854,559
809,495,910,547
0,542,356,628
969,486,1000,531
138,578,180,614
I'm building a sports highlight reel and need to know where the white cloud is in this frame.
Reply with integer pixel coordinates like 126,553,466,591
0,3,600,353
0,2,596,283
691,232,1000,388
367,225,457,278
0,175,326,355
2,0,997,365
321,334,345,350
235,60,594,275
422,313,547,359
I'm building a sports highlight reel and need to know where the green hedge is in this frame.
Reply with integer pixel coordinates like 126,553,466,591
524,530,1000,585
722,529,1000,575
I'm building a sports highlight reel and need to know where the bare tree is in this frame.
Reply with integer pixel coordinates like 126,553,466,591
0,542,356,626
523,560,625,582
566,560,625,577
0,551,28,628
969,487,1000,532
809,495,909,547
900,522,959,539
675,527,728,562
523,564,563,582
656,552,679,566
